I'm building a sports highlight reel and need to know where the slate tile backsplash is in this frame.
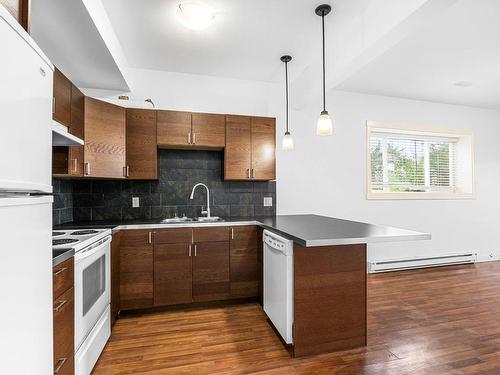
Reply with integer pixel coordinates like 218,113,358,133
53,149,276,225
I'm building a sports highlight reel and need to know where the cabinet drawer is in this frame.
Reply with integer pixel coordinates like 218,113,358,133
154,228,192,244
53,287,74,369
53,258,74,299
193,227,229,243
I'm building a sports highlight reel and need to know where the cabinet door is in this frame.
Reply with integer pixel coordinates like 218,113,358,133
224,115,252,180
68,85,84,176
53,68,71,127
154,243,192,306
126,108,157,179
111,232,121,326
157,110,192,147
53,287,74,375
230,226,258,298
84,97,126,178
191,112,225,148
251,117,276,180
192,241,230,302
120,230,153,310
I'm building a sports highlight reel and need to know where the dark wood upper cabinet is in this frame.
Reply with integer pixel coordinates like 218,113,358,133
53,69,72,127
157,110,192,147
84,97,126,179
119,230,154,310
192,241,230,302
191,113,225,148
230,226,258,298
154,243,193,307
126,108,157,180
224,115,275,181
68,85,84,176
157,110,225,149
251,116,276,180
225,115,252,180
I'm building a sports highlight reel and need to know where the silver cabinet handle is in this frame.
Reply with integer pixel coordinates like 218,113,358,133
84,162,90,176
148,231,152,244
54,300,68,312
71,159,77,173
188,244,192,257
194,244,197,257
54,358,67,374
192,133,196,144
252,169,255,179
188,132,192,144
53,267,67,277
52,97,56,114
231,228,234,240
123,166,130,177
246,168,251,179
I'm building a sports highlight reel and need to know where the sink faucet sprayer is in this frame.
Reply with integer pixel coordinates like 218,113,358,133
189,183,211,218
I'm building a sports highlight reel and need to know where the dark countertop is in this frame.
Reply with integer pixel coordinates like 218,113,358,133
55,214,430,247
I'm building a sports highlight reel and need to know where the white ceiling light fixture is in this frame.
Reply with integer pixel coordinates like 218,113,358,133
315,4,333,136
176,1,215,31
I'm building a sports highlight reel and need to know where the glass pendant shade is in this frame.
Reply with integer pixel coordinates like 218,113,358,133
316,110,333,136
282,131,294,151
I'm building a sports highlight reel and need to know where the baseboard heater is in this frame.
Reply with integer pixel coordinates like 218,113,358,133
368,252,477,273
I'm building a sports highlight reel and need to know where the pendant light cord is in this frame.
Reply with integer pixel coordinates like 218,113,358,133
321,12,326,112
285,60,289,133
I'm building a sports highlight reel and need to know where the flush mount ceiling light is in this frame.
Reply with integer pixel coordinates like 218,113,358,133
315,4,333,136
176,1,215,31
281,55,294,151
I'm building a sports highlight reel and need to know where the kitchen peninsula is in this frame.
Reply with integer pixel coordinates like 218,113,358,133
57,214,430,357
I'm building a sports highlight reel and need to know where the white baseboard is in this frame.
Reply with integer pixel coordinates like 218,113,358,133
368,252,477,273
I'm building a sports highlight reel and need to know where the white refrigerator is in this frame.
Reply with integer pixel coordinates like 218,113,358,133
0,6,54,375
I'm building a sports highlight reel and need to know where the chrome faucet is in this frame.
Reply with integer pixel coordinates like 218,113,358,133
189,183,211,218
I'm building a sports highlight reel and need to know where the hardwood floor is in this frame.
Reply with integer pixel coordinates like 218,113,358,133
93,262,500,374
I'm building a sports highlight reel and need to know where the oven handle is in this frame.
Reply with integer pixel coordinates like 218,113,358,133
74,236,111,262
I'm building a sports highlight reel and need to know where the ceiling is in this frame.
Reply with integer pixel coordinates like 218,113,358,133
101,0,341,82
336,0,500,110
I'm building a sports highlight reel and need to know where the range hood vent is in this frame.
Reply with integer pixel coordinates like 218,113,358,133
52,121,84,146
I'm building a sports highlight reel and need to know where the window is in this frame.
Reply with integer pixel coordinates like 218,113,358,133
367,121,474,199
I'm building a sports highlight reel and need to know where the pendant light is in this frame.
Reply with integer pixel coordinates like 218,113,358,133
315,4,333,136
280,55,294,151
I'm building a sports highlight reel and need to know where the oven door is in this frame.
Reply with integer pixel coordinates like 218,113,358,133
74,236,111,351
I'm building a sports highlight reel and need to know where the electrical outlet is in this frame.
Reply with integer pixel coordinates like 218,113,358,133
263,197,273,207
132,197,140,208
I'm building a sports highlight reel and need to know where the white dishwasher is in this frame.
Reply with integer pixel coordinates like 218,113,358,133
263,230,294,344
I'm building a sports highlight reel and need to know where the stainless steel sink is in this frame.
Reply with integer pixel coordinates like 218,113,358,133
195,216,223,223
161,217,194,223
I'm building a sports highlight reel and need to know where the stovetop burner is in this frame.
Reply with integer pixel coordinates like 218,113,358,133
53,238,79,246
71,230,100,236
52,231,65,237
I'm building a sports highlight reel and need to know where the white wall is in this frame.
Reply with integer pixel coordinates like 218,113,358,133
274,90,500,262
87,67,274,116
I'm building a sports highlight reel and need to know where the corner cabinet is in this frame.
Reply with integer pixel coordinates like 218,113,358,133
126,108,158,179
225,115,275,181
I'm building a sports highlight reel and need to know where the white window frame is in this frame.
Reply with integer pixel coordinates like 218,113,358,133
366,121,475,200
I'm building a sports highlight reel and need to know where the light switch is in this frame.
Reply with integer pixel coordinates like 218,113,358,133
263,197,273,207
132,197,140,208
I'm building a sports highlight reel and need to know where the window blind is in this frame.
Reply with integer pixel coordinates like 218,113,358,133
370,132,456,193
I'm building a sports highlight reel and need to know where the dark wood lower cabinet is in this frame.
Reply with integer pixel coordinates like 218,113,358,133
193,241,230,302
111,232,121,325
119,230,153,310
53,258,74,375
230,226,259,298
154,243,192,306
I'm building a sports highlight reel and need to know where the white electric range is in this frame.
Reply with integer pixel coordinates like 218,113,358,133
52,228,112,375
